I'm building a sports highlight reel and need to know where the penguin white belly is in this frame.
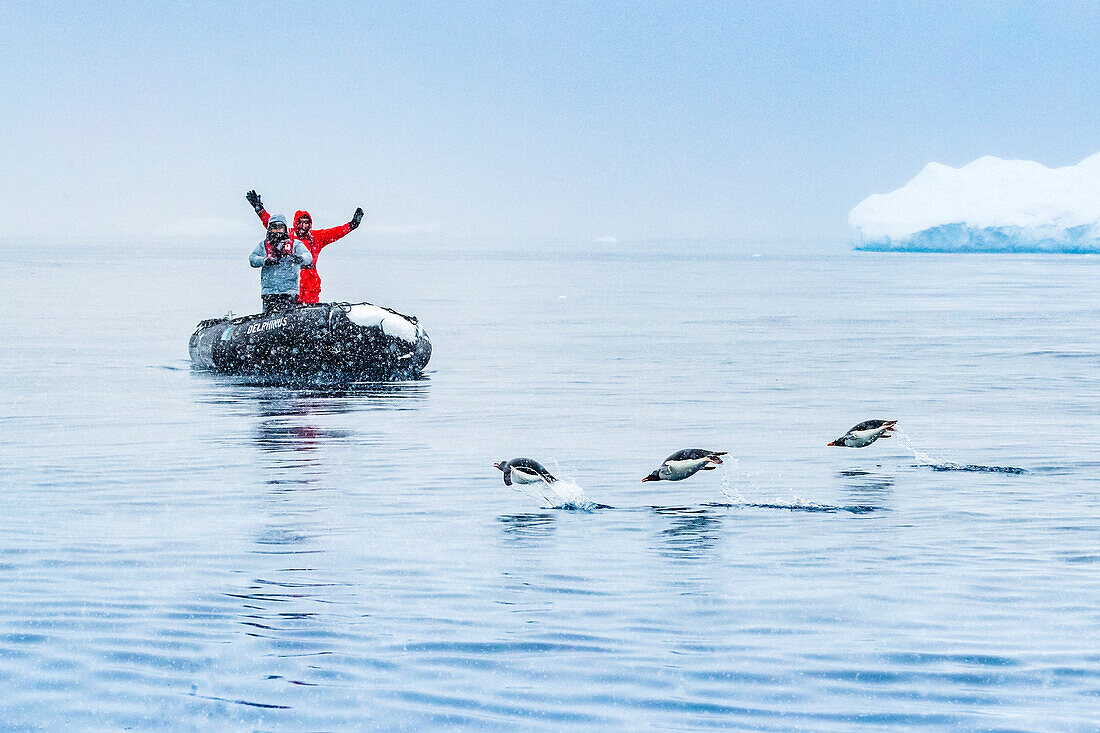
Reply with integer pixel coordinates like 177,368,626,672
661,458,709,481
848,428,885,447
511,468,547,484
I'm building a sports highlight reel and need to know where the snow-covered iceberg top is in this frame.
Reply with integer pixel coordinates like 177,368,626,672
849,153,1100,252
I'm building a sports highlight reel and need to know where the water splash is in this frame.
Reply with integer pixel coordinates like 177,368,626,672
547,479,602,511
718,457,750,503
714,457,884,513
894,429,1027,474
894,428,942,465
507,476,601,511
717,459,845,511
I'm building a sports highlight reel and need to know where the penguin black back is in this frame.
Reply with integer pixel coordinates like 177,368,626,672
494,457,557,486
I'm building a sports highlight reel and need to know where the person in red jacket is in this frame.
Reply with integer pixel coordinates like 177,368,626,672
246,190,364,304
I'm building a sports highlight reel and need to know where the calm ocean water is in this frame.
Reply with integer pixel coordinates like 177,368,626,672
2,241,1098,730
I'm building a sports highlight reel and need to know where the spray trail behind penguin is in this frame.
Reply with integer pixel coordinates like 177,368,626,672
716,457,884,513
894,429,1027,474
501,459,608,511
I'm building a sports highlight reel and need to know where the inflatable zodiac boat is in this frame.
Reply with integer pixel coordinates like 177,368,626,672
189,301,431,381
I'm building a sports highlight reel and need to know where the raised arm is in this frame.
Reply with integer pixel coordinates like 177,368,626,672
313,207,364,247
246,190,271,226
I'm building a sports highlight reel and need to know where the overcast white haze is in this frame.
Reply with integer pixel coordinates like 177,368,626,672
3,1,1099,247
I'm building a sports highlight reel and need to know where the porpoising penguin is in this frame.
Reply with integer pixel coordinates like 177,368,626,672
828,420,898,448
494,458,558,486
642,449,728,482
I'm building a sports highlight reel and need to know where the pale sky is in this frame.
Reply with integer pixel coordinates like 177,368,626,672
3,1,1098,245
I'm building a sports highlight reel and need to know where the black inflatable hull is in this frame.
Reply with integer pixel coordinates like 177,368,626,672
189,301,431,382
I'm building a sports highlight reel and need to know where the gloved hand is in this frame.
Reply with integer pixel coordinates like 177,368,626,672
246,190,264,214
350,207,364,230
264,255,279,265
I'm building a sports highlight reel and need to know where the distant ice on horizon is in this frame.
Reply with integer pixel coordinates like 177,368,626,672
849,153,1100,252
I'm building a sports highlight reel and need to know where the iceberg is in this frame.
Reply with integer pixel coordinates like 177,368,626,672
849,153,1100,253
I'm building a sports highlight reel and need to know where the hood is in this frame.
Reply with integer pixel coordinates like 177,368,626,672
294,210,312,230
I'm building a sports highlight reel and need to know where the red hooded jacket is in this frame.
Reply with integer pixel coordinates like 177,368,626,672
257,208,353,303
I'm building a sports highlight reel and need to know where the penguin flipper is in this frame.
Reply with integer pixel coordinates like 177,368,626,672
503,471,513,486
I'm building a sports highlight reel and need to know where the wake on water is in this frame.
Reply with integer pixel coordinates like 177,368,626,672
893,429,1027,474
502,432,1026,513
503,459,885,514
717,459,882,514
713,430,1028,514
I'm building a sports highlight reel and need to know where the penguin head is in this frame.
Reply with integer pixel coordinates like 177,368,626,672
641,470,662,483
495,461,514,486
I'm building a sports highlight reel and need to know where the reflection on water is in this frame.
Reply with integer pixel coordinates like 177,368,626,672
498,513,557,544
253,395,354,457
194,377,431,418
837,468,895,497
194,380,408,702
653,506,723,560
